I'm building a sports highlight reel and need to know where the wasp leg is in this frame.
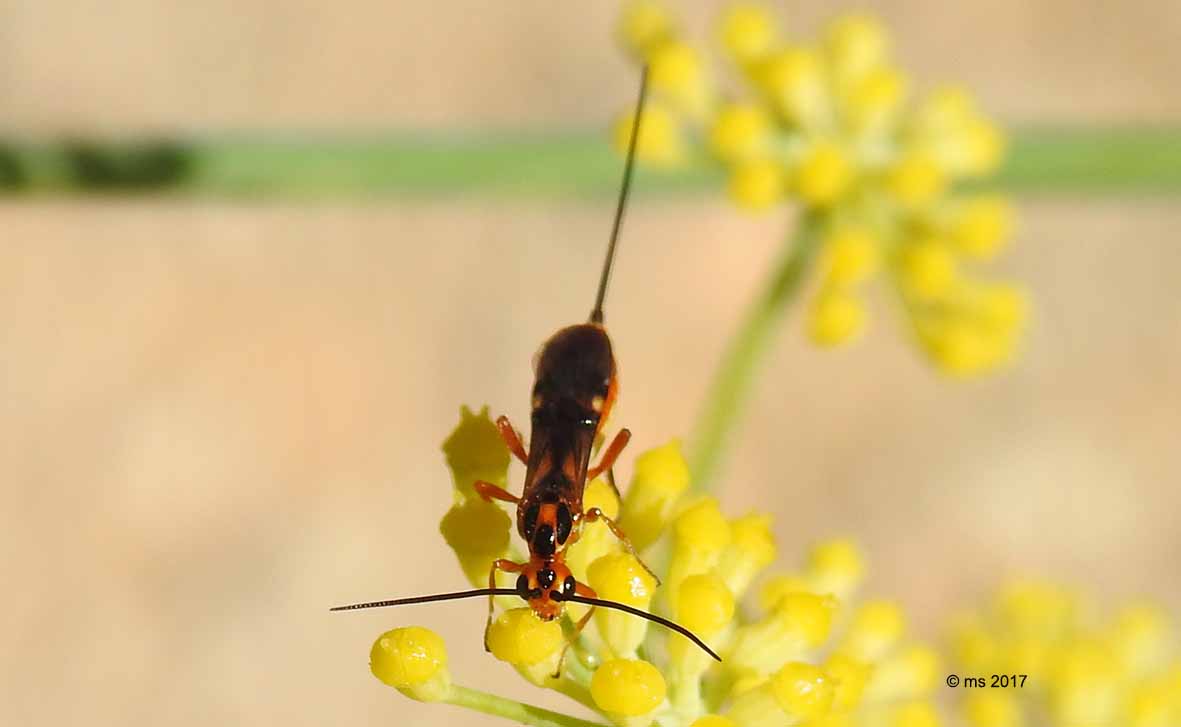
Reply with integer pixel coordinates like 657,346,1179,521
587,428,631,481
485,559,524,652
584,507,661,586
474,480,520,504
553,583,599,678
496,415,529,465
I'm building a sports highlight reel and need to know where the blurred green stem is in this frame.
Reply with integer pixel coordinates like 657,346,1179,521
446,684,608,727
688,213,823,492
2,126,1181,197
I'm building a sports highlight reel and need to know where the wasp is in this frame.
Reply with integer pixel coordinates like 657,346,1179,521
333,67,720,665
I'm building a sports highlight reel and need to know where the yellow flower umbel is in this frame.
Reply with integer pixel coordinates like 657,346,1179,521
948,579,1181,727
615,3,1027,376
358,407,945,727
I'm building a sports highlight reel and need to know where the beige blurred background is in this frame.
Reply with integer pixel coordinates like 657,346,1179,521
2,2,1180,725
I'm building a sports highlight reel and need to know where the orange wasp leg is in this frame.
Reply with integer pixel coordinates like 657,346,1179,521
554,582,599,678
495,415,529,465
584,506,661,586
484,558,524,652
587,428,631,481
474,480,520,504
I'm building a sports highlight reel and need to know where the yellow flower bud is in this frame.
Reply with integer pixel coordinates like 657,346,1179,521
442,405,510,499
899,238,957,301
486,607,564,667
591,659,667,717
913,86,976,133
729,157,785,211
650,40,712,118
772,662,835,720
729,592,836,674
370,627,452,702
678,574,736,636
566,478,623,583
710,103,772,163
823,228,878,286
796,141,853,206
718,3,777,64
977,284,1029,333
887,152,946,209
950,196,1013,260
717,513,777,597
588,552,658,659
958,117,1006,177
863,644,940,701
824,653,871,712
922,319,993,377
805,538,866,601
838,600,905,663
622,439,690,551
1048,640,1121,725
825,13,888,85
727,662,833,727
760,574,810,612
617,0,675,60
808,291,866,347
439,498,512,587
948,614,999,674
613,102,686,166
963,690,1023,727
760,47,829,128
846,66,908,130
667,497,731,613
996,580,1078,639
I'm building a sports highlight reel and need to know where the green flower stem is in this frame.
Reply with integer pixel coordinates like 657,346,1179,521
445,684,610,727
688,213,823,492
1,126,1180,198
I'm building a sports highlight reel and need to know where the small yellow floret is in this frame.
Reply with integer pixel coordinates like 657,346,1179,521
778,591,837,648
840,600,905,662
710,103,771,163
588,552,658,607
826,13,888,83
951,196,1014,259
887,152,946,209
808,291,866,347
824,228,878,286
678,574,736,635
717,513,777,596
959,117,1006,176
674,497,732,551
442,405,510,497
613,103,686,166
825,653,871,712
650,40,710,117
759,47,827,127
729,157,785,211
759,574,810,611
591,659,667,716
771,662,835,720
486,607,563,666
900,239,957,301
622,439,691,551
370,627,451,702
617,0,675,60
924,320,994,377
439,498,512,587
718,3,777,64
806,538,866,598
796,142,853,206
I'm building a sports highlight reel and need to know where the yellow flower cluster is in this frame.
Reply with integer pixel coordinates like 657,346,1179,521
614,2,1027,376
949,579,1181,727
367,407,945,727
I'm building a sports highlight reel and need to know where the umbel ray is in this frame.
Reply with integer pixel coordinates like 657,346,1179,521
332,66,721,668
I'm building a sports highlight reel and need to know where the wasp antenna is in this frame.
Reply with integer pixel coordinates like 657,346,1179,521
558,592,722,662
330,587,519,612
590,65,649,326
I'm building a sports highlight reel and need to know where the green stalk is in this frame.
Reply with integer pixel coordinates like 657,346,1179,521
1,126,1180,198
445,684,609,727
688,213,823,492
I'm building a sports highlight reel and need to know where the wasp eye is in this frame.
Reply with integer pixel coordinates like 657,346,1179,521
562,576,576,597
538,569,556,589
515,574,530,598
